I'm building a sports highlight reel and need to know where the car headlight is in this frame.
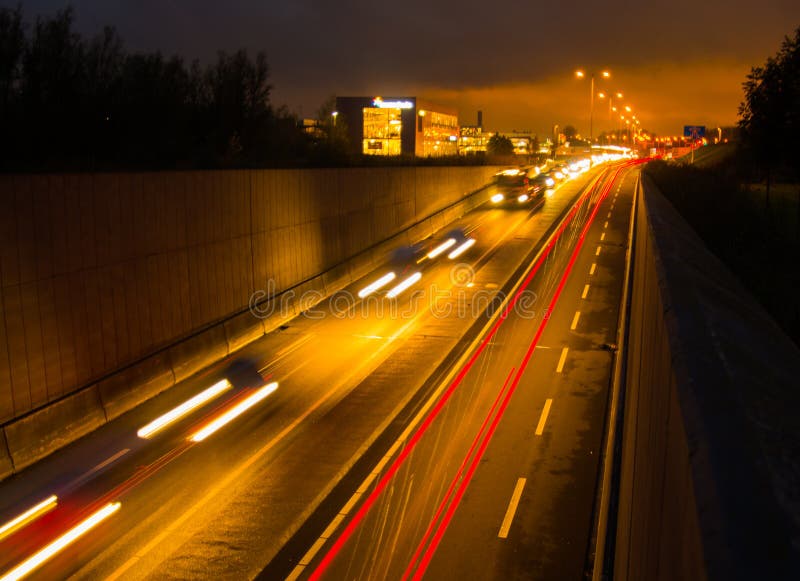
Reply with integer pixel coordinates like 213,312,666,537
517,194,528,203
545,178,555,187
491,193,504,203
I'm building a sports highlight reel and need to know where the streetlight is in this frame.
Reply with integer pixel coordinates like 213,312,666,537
597,90,623,143
575,68,610,142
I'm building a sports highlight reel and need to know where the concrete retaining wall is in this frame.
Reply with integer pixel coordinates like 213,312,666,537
0,165,500,476
614,176,800,580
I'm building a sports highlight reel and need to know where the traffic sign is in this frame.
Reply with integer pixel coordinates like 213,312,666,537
683,125,705,138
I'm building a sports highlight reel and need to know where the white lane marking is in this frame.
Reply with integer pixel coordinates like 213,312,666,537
600,232,606,241
581,284,590,299
63,448,131,492
299,537,327,567
604,221,608,229
498,478,527,539
535,399,553,436
606,212,611,219
595,246,601,256
571,311,581,330
590,263,597,275
286,565,304,581
91,449,130,475
556,347,569,373
320,514,346,540
259,333,315,373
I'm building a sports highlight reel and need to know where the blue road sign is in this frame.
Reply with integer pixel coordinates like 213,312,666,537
683,125,706,138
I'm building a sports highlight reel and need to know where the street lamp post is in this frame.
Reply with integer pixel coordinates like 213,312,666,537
575,69,610,142
597,90,623,144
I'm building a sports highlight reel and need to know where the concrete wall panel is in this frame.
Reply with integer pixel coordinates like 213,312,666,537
99,353,174,421
614,176,799,580
4,284,31,414
0,286,13,423
169,324,229,384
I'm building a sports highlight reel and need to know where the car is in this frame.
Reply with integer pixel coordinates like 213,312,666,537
491,168,545,208
531,173,555,189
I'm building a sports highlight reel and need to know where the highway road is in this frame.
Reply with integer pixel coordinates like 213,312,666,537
0,158,639,581
265,161,644,581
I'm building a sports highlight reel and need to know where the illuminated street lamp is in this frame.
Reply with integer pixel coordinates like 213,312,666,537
597,90,623,143
575,69,610,142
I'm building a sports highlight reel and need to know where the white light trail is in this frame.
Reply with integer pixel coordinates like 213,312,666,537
0,496,58,542
137,379,232,439
189,382,279,442
357,272,396,298
0,502,120,581
447,239,476,260
386,272,422,298
427,238,456,259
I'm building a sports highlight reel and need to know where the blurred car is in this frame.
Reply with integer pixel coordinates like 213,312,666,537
490,168,545,208
531,173,555,190
225,357,264,389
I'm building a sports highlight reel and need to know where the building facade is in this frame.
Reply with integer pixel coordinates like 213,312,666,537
335,96,459,157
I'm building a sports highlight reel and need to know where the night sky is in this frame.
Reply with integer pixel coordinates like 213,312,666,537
6,0,800,137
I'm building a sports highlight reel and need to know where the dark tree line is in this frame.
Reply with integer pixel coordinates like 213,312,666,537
739,25,800,190
0,6,313,171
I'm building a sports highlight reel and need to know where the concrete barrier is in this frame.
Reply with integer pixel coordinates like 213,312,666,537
98,354,175,421
0,429,13,481
5,385,106,472
224,310,267,354
612,175,800,580
168,325,230,384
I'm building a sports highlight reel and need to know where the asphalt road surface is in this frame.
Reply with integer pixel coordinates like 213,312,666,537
0,159,640,581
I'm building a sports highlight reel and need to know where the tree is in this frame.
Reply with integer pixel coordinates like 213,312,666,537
0,5,23,117
563,125,578,141
308,95,351,165
739,25,800,198
487,133,514,156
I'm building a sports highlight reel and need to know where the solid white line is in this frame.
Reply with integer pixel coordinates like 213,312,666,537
595,246,601,256
356,471,378,495
341,491,362,515
582,284,590,299
286,565,305,581
91,449,130,476
571,311,581,330
556,347,569,373
535,399,553,436
320,514,346,540
299,537,328,566
600,232,606,241
498,478,527,538
590,263,597,275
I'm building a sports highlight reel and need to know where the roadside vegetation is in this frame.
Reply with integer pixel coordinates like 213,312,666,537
0,6,526,171
644,26,800,345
